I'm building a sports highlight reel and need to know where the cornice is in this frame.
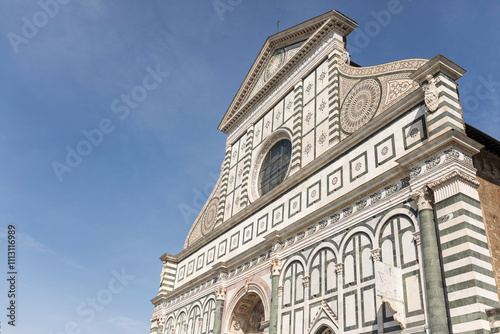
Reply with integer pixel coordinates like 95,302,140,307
428,170,480,190
396,129,484,168
409,54,466,84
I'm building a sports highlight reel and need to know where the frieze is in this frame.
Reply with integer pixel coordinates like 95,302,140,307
463,153,473,165
425,155,441,170
269,175,411,256
307,225,317,236
153,250,273,313
444,148,460,161
410,166,421,179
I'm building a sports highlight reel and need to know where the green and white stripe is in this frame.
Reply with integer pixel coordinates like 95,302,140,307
328,54,340,146
239,127,254,206
435,193,500,333
291,82,303,173
426,73,465,139
216,147,232,224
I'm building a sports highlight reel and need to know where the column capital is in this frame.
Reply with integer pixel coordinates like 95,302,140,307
335,262,344,275
410,186,433,211
271,257,281,276
214,286,227,300
371,248,381,262
302,276,310,288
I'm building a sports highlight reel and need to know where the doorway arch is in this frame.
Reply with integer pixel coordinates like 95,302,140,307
227,292,265,333
314,325,335,334
223,283,270,334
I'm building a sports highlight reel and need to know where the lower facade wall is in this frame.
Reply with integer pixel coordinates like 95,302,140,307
277,203,425,334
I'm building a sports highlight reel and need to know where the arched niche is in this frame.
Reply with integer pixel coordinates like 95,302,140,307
223,283,270,334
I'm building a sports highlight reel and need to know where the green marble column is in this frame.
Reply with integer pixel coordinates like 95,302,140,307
413,187,449,334
269,258,281,334
213,286,226,334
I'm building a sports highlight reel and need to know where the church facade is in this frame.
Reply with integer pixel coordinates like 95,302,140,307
149,11,500,334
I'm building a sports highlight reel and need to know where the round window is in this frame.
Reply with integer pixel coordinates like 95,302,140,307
258,139,292,196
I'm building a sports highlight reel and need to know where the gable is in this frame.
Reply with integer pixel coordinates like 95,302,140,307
218,10,357,134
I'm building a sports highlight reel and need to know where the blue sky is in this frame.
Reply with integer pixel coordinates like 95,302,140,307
0,1,499,333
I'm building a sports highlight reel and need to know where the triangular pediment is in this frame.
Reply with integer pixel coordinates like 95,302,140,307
307,300,339,333
218,10,357,134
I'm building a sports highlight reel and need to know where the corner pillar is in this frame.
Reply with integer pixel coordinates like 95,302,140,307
411,186,450,334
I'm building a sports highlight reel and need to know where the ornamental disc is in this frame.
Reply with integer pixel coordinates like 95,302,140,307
201,198,218,235
340,79,382,134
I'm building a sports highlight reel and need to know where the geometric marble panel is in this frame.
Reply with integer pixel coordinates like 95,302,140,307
349,152,368,182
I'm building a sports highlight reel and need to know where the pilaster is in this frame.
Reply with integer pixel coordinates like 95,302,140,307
429,171,500,333
410,55,466,140
158,257,178,295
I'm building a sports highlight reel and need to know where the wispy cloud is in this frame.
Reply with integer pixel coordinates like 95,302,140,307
0,227,84,269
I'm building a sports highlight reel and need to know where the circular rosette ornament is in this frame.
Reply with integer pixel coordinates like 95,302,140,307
201,198,218,235
340,79,382,134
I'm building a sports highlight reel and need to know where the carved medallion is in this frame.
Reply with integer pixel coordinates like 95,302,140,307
264,49,285,82
201,198,219,235
340,79,382,134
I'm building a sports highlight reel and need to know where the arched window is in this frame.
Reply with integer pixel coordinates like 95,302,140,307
342,233,376,331
187,306,200,334
258,139,292,195
202,299,215,334
310,248,337,299
282,261,305,306
175,312,186,334
164,317,174,334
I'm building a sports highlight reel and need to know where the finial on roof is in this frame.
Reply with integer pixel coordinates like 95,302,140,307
277,20,280,33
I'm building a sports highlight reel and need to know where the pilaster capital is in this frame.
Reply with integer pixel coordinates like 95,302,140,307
371,248,381,262
413,231,422,246
157,313,166,325
335,262,344,275
183,323,188,332
410,186,434,211
214,286,227,300
278,286,284,297
271,257,282,276
302,276,310,288
198,317,204,327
